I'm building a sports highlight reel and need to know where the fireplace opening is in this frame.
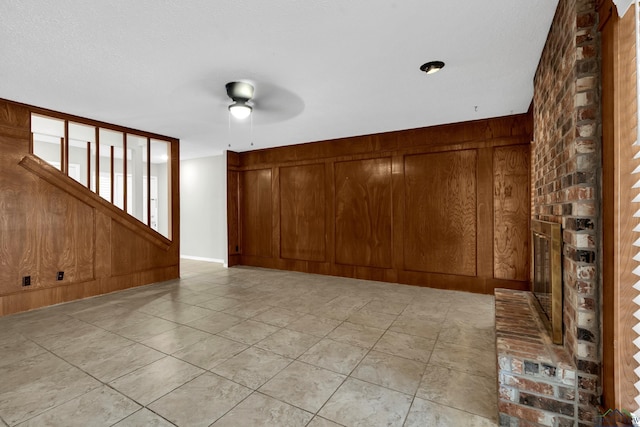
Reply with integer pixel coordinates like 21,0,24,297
531,219,563,344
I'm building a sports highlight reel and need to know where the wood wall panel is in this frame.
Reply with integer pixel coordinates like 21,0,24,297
0,98,180,317
600,0,638,410
493,145,530,281
230,114,532,294
227,152,241,266
241,114,533,166
0,101,29,139
613,5,638,410
0,266,178,317
38,184,95,285
476,148,494,279
241,168,273,257
227,170,240,256
0,140,38,292
111,221,175,276
404,150,477,276
279,164,326,262
95,211,111,277
20,154,171,250
335,158,392,268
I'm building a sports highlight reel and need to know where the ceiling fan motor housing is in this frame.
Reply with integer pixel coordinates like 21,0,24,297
226,81,254,103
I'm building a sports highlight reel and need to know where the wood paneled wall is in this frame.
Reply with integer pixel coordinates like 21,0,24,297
599,0,638,410
404,150,478,276
0,98,180,316
335,157,392,268
493,146,529,281
228,114,532,294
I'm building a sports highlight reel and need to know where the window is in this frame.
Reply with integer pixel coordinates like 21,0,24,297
31,113,173,239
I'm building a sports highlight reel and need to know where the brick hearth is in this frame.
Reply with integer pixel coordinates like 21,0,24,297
496,289,579,426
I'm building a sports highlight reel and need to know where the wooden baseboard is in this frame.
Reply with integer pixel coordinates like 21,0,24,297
0,265,179,317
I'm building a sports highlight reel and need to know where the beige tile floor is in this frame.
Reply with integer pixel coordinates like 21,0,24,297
0,260,498,426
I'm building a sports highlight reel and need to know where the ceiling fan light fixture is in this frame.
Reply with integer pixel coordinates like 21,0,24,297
229,102,252,119
420,60,445,75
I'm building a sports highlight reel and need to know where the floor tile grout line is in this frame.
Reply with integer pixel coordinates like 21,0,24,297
25,327,220,423
415,395,500,423
3,342,107,426
308,313,418,425
1,261,500,426
108,407,178,427
32,315,238,413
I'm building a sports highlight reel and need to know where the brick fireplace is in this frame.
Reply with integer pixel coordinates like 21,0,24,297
497,0,602,425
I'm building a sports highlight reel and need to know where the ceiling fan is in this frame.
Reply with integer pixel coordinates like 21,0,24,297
219,79,305,126
226,81,254,120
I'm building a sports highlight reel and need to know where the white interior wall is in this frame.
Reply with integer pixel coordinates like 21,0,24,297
180,153,228,265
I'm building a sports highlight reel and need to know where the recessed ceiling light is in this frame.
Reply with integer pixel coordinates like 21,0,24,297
420,61,445,75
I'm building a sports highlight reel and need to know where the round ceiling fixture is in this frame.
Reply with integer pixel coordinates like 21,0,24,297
226,81,254,119
420,61,445,75
229,103,252,119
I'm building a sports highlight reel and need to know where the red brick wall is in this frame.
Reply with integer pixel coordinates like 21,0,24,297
532,0,601,424
496,290,579,426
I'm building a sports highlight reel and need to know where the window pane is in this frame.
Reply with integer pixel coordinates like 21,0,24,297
125,146,133,217
30,114,172,240
68,122,94,187
31,114,64,170
89,141,97,193
98,128,122,203
126,134,147,224
112,135,124,211
142,139,149,226
150,139,170,238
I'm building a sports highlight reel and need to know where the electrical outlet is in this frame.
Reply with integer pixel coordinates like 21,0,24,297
57,271,64,281
22,276,31,286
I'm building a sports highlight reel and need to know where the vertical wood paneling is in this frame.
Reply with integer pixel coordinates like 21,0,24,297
0,108,38,292
601,0,639,410
169,135,180,250
0,148,37,291
391,155,405,280
614,5,639,411
404,150,477,276
0,98,180,317
335,158,392,268
38,184,95,285
476,148,494,284
272,167,281,263
111,221,174,275
94,211,111,277
240,115,532,166
0,100,30,139
231,114,532,294
280,164,326,261
241,168,273,257
601,1,618,408
326,161,336,268
227,152,241,267
227,170,240,256
494,145,530,281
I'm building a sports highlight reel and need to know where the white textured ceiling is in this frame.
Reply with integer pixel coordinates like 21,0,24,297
0,1,558,159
